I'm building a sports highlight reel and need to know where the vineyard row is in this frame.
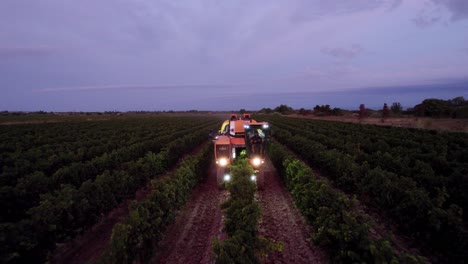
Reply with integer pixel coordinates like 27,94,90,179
0,116,219,263
260,115,467,262
269,142,425,263
101,143,212,263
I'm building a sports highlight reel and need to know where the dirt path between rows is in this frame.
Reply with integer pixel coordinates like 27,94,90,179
51,144,209,264
257,159,326,264
150,158,326,264
50,182,160,263
151,162,227,264
52,155,326,263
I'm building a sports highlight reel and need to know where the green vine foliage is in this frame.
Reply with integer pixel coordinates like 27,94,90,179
213,156,284,264
259,115,467,262
213,157,260,264
0,117,219,263
100,143,212,263
269,142,426,263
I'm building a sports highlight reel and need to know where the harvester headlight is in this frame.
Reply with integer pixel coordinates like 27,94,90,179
224,174,231,181
217,158,228,166
244,125,250,129
250,175,256,181
263,124,269,129
252,157,261,167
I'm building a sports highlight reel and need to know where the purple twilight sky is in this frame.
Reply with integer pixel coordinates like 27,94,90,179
1,0,468,111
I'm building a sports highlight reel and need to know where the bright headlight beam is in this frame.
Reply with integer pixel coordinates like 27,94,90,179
252,158,261,166
224,174,231,181
219,158,228,166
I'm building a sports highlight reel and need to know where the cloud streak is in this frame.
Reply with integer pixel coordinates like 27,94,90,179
412,15,441,28
37,84,232,93
0,46,56,58
290,0,402,22
431,0,468,21
321,45,365,59
412,0,468,28
0,0,466,111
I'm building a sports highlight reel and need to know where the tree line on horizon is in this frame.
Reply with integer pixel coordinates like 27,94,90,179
257,96,468,119
1,96,467,119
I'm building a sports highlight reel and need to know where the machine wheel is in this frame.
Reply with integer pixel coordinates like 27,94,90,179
216,167,225,189
256,171,265,190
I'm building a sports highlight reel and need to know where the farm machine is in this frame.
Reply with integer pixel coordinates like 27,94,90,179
211,113,271,189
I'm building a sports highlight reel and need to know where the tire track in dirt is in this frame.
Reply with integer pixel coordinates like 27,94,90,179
151,162,227,264
257,159,326,264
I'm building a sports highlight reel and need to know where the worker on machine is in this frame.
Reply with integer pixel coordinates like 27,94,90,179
250,130,263,154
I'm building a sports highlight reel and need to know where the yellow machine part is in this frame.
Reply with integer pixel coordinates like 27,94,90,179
219,120,229,133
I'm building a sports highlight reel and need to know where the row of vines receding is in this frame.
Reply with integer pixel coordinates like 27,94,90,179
269,142,426,263
213,156,282,264
100,143,213,263
259,114,467,262
0,116,219,263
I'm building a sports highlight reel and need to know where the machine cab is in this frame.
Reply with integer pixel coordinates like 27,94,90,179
213,114,270,169
244,122,270,168
213,114,270,188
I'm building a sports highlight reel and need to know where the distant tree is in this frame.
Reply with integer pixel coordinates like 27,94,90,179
359,104,368,120
313,105,332,116
413,104,425,117
453,106,468,118
448,97,468,118
274,104,294,115
420,99,449,117
239,109,246,114
259,108,273,114
448,96,466,106
298,108,310,115
410,96,467,118
331,108,344,116
382,103,390,118
381,103,390,122
313,105,321,115
390,102,403,114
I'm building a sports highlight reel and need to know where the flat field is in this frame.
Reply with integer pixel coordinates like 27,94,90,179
1,113,467,263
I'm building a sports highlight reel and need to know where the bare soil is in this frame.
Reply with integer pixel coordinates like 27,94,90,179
50,186,152,263
297,155,425,260
51,144,208,263
290,115,468,132
52,153,327,263
257,159,326,264
150,162,227,264
150,158,327,264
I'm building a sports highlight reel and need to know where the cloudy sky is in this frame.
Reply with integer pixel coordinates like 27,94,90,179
1,0,467,111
